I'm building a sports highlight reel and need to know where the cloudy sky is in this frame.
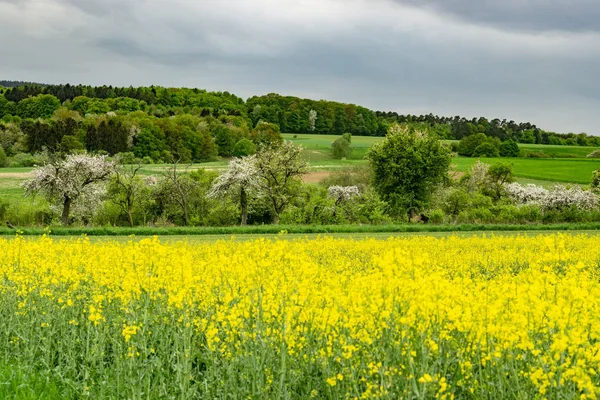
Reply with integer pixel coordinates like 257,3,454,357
1,0,599,134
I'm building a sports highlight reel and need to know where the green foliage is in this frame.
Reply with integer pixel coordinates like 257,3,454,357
9,153,41,167
59,135,84,154
16,94,61,119
0,147,6,167
472,142,500,157
331,136,351,159
428,209,446,224
592,169,600,190
458,134,500,157
368,124,452,216
232,139,256,157
499,140,520,157
250,122,283,146
485,162,515,200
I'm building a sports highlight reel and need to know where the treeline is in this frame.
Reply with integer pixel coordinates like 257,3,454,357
0,80,47,89
0,83,598,165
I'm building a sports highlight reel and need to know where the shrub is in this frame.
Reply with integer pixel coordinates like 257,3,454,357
428,209,445,224
505,183,549,205
0,147,6,167
458,134,500,157
9,152,36,167
587,150,600,158
331,136,351,159
499,141,520,157
472,142,500,158
232,139,256,157
116,152,137,165
542,185,598,211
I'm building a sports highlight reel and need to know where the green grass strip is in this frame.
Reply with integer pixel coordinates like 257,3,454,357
2,223,600,236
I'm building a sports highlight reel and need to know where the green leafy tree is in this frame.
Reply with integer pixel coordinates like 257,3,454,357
250,122,283,146
472,142,500,157
458,133,500,157
485,162,514,200
592,169,600,191
368,124,452,218
232,139,256,157
331,136,351,159
499,141,520,157
0,147,7,167
59,135,85,154
16,94,61,119
107,163,152,227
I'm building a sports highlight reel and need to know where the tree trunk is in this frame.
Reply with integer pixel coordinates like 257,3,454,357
127,208,134,228
61,196,72,226
240,187,248,226
272,212,279,224
182,201,189,226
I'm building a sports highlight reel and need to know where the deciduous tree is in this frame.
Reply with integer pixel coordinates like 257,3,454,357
22,154,115,225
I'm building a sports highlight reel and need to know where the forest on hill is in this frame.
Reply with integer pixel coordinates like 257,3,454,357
0,82,598,166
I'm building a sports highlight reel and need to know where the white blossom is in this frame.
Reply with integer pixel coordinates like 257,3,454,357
542,185,598,211
22,154,116,224
505,182,598,211
308,109,317,132
505,183,549,205
328,186,360,205
207,157,261,199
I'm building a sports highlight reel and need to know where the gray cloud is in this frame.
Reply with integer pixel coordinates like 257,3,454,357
395,0,600,33
0,0,599,134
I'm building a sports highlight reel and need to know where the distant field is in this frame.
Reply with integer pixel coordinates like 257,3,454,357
451,157,600,184
283,133,380,161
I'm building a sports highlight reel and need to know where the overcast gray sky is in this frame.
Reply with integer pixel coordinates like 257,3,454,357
1,0,599,134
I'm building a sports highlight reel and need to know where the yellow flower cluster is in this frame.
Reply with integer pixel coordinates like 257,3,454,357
1,233,600,398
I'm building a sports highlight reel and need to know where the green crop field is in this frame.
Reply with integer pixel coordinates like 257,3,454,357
451,157,600,184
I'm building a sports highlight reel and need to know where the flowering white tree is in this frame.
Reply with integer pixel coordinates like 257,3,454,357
464,160,489,192
207,157,261,225
505,183,549,205
328,186,360,206
253,142,308,224
542,185,598,211
308,109,317,132
22,154,116,225
505,182,598,211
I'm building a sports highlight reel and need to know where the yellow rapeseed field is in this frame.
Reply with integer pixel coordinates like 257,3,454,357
1,234,600,399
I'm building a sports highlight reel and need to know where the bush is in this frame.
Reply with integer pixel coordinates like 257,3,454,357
525,151,551,158
116,152,137,165
499,141,520,157
587,150,600,158
472,142,500,158
9,152,36,167
0,147,7,167
458,134,500,157
142,156,154,164
428,209,445,224
331,136,351,159
232,139,256,157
